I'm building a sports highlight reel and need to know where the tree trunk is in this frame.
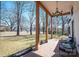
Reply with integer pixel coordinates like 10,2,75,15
10,23,13,31
62,16,64,35
56,16,58,35
16,2,20,36
30,24,32,35
42,21,44,34
10,26,12,31
39,23,40,34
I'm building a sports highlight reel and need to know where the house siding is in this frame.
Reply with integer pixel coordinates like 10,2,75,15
73,2,79,53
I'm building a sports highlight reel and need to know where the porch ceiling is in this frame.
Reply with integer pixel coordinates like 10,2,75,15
41,1,74,15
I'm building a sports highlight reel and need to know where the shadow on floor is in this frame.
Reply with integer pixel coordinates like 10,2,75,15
22,51,42,57
23,40,60,57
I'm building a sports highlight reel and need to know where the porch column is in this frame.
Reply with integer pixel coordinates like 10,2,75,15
46,13,48,42
51,17,53,39
35,2,39,50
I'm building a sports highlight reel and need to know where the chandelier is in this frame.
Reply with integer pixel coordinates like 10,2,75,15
52,1,62,16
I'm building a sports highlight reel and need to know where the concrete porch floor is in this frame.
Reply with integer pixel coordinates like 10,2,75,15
22,39,60,57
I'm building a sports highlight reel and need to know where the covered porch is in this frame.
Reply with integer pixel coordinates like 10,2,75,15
22,1,77,57
0,1,79,57
35,1,73,50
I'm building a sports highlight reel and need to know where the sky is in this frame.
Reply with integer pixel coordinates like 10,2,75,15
1,1,36,26
1,1,16,10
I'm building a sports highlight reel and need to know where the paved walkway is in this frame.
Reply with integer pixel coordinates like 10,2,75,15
22,39,60,57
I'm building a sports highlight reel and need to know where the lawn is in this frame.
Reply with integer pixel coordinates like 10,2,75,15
0,31,64,57
0,32,48,57
0,35,36,57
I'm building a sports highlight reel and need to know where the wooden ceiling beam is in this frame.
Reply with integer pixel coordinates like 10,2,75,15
52,12,70,17
35,2,70,17
37,1,52,16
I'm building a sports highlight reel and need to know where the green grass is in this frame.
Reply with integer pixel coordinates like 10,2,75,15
40,34,51,40
0,35,36,57
0,34,47,57
0,33,64,57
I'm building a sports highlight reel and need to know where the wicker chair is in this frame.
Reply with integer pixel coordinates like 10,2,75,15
59,37,76,56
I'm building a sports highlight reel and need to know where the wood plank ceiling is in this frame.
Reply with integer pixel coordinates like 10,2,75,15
41,1,74,16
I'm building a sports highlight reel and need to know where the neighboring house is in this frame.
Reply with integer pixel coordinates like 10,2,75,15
0,25,10,31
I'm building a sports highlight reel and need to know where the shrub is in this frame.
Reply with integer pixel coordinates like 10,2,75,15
63,32,68,35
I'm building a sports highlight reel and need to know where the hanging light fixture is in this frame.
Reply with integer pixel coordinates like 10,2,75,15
52,1,62,16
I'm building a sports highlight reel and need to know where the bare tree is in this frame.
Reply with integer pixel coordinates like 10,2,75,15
62,16,64,35
62,15,70,35
1,14,17,31
26,2,36,35
16,1,25,35
48,15,51,33
39,8,46,34
1,2,17,31
16,1,36,35
1,1,36,35
16,1,20,35
42,18,46,34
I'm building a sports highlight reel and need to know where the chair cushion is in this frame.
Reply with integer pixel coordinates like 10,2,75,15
59,44,73,53
62,43,72,49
